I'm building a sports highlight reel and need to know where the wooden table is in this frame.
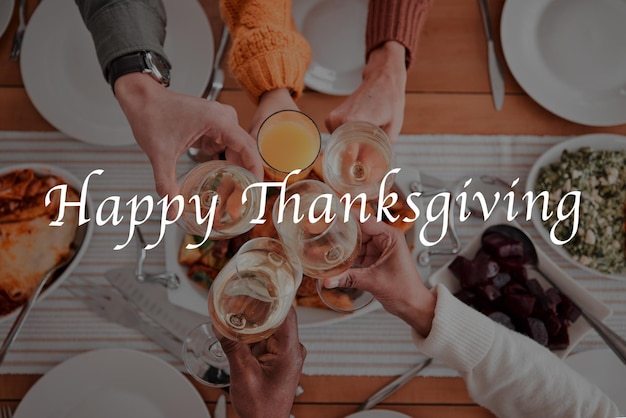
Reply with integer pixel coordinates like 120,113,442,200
1,0,624,416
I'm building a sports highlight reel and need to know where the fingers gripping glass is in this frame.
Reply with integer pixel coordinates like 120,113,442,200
182,238,302,387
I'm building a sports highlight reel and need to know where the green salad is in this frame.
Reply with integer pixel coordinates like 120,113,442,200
535,146,626,274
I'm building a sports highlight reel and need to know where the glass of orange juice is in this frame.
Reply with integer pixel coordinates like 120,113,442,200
257,110,321,182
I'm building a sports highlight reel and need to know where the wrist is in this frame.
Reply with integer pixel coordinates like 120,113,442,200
114,72,164,106
396,289,436,338
259,87,294,104
365,41,407,75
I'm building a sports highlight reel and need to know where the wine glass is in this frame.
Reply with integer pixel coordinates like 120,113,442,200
178,160,262,239
183,237,302,386
323,121,395,201
257,110,322,182
272,179,374,312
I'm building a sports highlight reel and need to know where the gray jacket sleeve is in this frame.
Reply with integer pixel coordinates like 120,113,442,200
74,0,169,79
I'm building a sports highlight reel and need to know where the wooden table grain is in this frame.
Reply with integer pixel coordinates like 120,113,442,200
1,0,625,416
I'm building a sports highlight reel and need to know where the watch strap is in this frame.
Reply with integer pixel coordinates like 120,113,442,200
107,51,170,90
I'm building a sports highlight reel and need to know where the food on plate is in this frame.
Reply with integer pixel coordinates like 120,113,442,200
534,146,626,274
177,171,417,311
0,168,80,316
449,230,581,350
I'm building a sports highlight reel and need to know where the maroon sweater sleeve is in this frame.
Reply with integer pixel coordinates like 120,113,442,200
366,0,433,68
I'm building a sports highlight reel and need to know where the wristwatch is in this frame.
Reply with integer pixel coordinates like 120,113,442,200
107,50,171,90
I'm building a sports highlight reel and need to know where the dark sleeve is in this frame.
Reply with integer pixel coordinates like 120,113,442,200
366,0,433,68
75,0,169,78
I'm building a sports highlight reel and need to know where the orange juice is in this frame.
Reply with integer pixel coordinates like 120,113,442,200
257,110,321,181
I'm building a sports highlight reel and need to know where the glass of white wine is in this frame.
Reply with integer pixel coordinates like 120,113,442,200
323,121,395,201
178,160,262,239
272,179,374,312
182,237,302,387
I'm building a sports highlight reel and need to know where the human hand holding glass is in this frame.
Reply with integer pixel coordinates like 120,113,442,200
272,179,373,312
182,237,302,387
322,121,395,201
178,160,261,239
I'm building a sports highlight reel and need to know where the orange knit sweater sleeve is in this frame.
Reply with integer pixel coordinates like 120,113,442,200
220,0,311,102
366,0,433,68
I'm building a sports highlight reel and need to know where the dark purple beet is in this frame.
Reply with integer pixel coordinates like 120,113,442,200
503,293,536,318
454,289,477,306
548,325,570,350
525,279,545,297
502,282,527,295
477,284,501,302
558,294,582,323
542,314,562,337
482,232,525,258
472,250,500,279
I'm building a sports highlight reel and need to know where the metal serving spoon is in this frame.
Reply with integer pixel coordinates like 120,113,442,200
482,224,626,366
0,222,89,366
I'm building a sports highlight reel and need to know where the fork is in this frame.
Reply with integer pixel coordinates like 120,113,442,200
9,0,26,61
1,405,13,418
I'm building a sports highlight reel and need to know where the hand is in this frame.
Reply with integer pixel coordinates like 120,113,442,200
114,73,264,200
218,308,306,418
248,88,299,139
323,218,436,336
325,41,407,144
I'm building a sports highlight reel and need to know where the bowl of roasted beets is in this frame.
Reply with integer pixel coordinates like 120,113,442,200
427,210,612,358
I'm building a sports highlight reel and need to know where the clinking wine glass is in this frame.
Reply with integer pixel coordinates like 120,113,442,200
323,121,395,201
183,237,302,387
178,160,262,239
272,179,374,312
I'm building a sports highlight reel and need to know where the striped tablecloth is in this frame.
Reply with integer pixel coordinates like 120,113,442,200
1,131,625,377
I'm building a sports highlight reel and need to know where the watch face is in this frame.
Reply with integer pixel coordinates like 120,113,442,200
144,51,171,87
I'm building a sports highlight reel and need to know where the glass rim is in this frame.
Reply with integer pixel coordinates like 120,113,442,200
234,236,303,286
272,179,352,244
256,109,322,174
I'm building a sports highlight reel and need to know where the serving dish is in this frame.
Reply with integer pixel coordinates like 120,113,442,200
292,0,367,95
525,134,626,281
13,348,210,418
0,163,94,323
565,349,626,412
427,209,612,358
20,0,213,146
501,0,626,126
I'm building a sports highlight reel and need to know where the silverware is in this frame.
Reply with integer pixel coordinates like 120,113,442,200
9,0,26,61
478,0,505,111
214,394,227,418
68,284,184,360
482,225,626,366
189,25,231,162
105,267,207,340
356,357,432,411
1,405,13,418
0,223,89,366
204,25,230,101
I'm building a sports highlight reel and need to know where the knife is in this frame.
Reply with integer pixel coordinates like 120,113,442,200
105,267,208,340
356,357,432,411
478,0,505,111
214,394,227,418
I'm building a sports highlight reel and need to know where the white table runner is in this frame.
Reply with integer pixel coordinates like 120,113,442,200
1,132,625,377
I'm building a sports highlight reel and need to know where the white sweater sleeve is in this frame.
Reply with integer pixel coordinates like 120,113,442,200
412,284,619,418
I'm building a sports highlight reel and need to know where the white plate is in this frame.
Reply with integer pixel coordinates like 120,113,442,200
164,224,381,328
0,0,14,40
0,163,94,323
565,349,626,413
292,0,367,95
427,209,612,358
525,134,626,281
345,411,411,418
165,168,432,328
20,0,213,146
501,0,626,126
13,348,210,418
